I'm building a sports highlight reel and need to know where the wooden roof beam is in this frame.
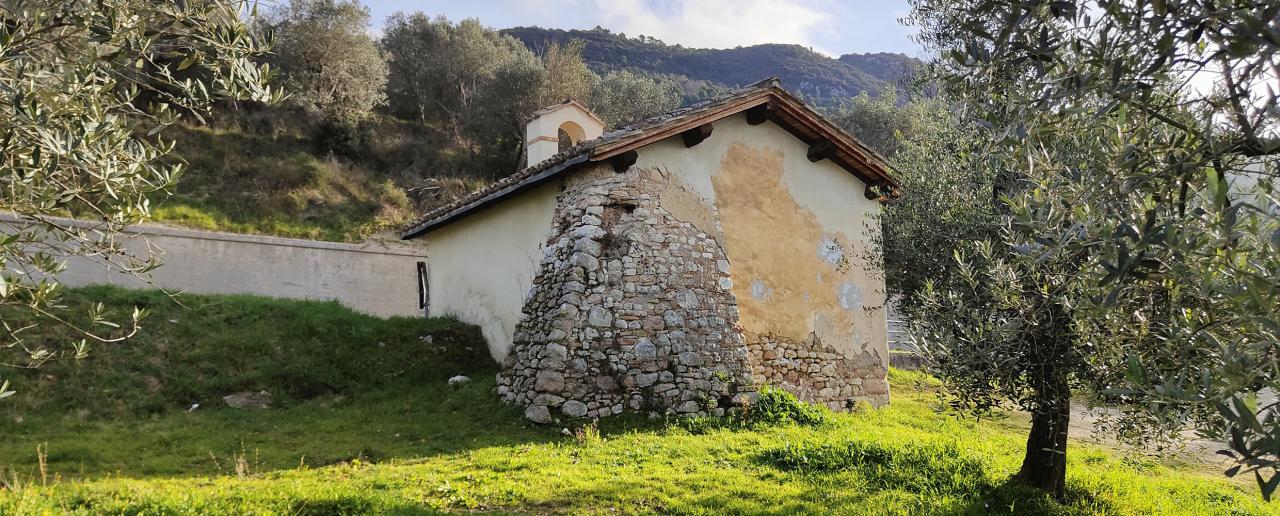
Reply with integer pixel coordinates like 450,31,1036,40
681,123,714,148
807,140,836,162
745,103,771,125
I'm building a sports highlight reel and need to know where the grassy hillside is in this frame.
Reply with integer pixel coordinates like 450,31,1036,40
153,124,407,242
0,288,1270,514
146,116,486,243
0,286,489,420
503,27,919,103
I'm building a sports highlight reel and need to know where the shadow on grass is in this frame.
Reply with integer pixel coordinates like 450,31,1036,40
947,477,1124,515
0,376,570,481
450,463,1122,515
749,436,1124,515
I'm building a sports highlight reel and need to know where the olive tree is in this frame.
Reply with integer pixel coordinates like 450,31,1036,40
470,47,545,175
869,101,999,304
537,39,594,108
874,97,1108,498
381,15,533,137
0,0,279,397
589,70,683,128
905,0,1279,497
382,17,653,173
265,0,387,128
822,87,938,161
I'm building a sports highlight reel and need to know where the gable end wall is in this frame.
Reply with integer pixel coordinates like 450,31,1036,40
639,114,890,409
498,113,888,421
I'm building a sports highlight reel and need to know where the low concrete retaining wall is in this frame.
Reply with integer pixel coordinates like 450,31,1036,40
1,214,426,318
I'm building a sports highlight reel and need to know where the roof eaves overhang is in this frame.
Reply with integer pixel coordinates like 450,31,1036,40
590,92,773,160
591,88,899,192
530,99,606,127
764,89,899,191
400,153,591,239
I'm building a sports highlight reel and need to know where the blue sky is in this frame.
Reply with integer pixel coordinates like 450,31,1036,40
359,1,921,57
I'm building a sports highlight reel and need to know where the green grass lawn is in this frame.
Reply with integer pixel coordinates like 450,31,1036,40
0,287,1271,514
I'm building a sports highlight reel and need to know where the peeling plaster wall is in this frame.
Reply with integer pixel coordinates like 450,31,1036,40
635,113,889,407
424,181,561,361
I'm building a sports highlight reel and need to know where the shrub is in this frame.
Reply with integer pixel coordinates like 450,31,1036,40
676,386,830,434
742,387,830,427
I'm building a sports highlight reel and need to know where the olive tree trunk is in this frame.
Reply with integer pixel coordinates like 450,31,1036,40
1016,384,1071,499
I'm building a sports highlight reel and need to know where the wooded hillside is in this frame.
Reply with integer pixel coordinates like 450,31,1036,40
502,26,919,103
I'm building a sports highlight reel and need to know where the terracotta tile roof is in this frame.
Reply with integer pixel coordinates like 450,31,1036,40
402,77,895,239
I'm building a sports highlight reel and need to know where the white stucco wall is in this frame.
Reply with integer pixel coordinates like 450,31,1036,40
423,181,561,360
1,214,427,318
634,113,889,365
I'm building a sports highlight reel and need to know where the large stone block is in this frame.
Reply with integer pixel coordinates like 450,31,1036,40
535,371,565,392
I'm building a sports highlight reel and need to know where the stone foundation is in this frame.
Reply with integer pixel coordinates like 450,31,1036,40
746,333,889,410
498,163,888,422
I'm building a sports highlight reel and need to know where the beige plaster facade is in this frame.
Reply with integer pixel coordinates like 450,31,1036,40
635,114,886,355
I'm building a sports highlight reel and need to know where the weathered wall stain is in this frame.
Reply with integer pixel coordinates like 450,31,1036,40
654,167,723,245
710,142,888,407
710,143,880,356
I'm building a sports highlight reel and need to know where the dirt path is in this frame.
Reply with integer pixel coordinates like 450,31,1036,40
1068,402,1231,470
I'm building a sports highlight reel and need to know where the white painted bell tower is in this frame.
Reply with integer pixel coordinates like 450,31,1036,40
525,99,605,167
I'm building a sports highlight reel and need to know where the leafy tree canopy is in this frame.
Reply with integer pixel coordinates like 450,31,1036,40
264,0,387,128
589,70,683,129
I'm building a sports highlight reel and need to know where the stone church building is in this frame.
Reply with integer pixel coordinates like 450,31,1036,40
402,78,898,422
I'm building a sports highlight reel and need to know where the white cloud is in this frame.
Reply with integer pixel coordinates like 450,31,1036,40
592,0,837,55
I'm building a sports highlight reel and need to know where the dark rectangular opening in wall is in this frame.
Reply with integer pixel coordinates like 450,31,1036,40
416,261,429,315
